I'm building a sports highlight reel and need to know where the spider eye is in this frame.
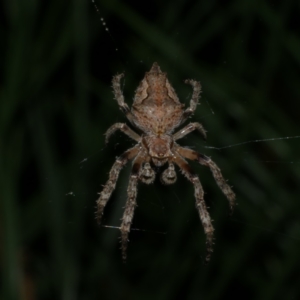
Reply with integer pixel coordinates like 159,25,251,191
161,163,177,185
139,163,155,184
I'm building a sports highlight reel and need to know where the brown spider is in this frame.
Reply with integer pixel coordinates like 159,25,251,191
96,63,235,263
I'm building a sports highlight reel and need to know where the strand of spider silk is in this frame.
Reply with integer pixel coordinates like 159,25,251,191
101,225,166,235
91,1,116,40
204,135,300,150
244,160,300,164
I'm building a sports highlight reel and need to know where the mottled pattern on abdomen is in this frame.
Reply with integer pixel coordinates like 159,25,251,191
132,102,183,134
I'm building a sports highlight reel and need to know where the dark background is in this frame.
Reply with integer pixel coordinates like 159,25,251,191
1,0,300,299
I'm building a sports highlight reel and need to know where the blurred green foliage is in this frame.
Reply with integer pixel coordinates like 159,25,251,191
1,0,300,299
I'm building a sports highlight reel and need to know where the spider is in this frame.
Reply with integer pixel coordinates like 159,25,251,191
96,62,235,263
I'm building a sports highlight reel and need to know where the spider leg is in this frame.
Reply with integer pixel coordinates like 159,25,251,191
105,123,140,144
182,79,201,121
177,147,235,213
172,154,214,263
120,154,144,262
96,146,140,224
173,122,207,141
112,74,135,123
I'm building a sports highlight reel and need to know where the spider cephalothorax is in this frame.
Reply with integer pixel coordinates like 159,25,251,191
96,63,235,263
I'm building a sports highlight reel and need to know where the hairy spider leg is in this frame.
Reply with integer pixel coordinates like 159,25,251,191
177,147,236,213
182,79,202,122
96,146,140,224
120,154,146,262
112,73,135,124
173,122,207,141
172,154,214,263
105,122,140,144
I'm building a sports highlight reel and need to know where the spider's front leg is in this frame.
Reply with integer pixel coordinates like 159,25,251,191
177,147,236,213
112,74,135,124
120,154,145,262
96,146,139,224
172,154,214,263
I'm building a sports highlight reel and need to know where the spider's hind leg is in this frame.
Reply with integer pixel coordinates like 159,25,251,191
173,122,207,141
112,74,135,123
182,79,202,122
105,123,140,144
